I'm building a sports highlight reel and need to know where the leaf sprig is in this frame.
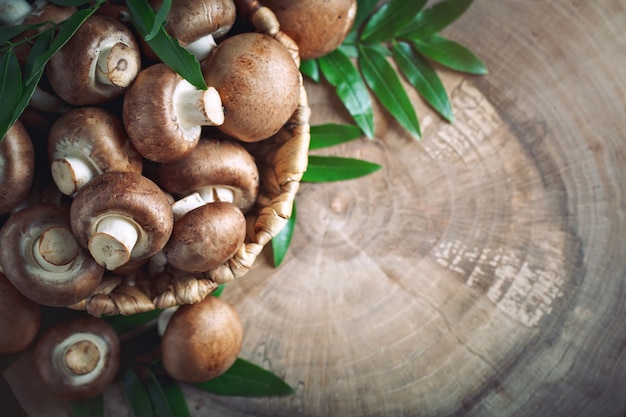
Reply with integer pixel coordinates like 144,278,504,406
301,0,488,139
0,0,104,140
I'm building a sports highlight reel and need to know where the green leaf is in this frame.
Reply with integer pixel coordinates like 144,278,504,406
318,49,374,138
272,201,296,267
143,372,176,417
309,123,362,150
393,41,453,122
0,22,48,45
145,0,171,41
0,3,101,140
22,29,53,84
360,0,428,43
121,369,155,417
212,284,225,297
125,0,207,90
398,0,474,40
352,0,380,31
337,43,358,59
195,358,294,397
358,45,421,138
68,395,104,417
154,376,191,417
0,51,23,138
303,155,382,182
299,59,320,82
413,34,488,75
49,0,95,5
104,309,162,334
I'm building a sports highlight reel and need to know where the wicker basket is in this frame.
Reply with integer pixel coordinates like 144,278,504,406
70,3,310,316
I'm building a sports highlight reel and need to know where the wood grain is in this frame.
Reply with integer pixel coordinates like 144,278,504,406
184,1,626,416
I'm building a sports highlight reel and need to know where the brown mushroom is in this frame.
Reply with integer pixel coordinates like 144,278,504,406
48,107,143,196
201,32,301,143
70,171,174,272
262,0,357,60
47,14,141,105
163,201,246,273
0,120,35,215
161,295,243,383
0,270,41,354
33,316,120,400
123,63,224,163
153,0,236,61
156,138,259,213
0,204,104,307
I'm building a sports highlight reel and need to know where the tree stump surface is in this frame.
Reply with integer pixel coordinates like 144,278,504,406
188,1,626,416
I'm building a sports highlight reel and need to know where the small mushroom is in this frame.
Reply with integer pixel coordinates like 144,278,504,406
70,171,174,272
156,138,259,213
0,120,35,215
161,295,243,383
33,316,120,400
262,0,357,60
47,14,141,105
201,32,301,142
153,0,236,61
48,107,143,195
0,204,104,307
123,63,224,163
0,270,41,354
163,201,246,273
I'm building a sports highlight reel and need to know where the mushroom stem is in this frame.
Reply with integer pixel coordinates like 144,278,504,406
173,80,225,129
65,340,101,375
53,332,107,385
171,193,206,220
88,215,140,270
51,157,98,196
184,33,218,61
158,306,179,337
95,40,139,89
30,87,70,114
197,186,236,204
32,226,79,273
0,0,33,25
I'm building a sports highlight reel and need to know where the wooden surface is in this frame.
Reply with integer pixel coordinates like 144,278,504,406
187,1,626,416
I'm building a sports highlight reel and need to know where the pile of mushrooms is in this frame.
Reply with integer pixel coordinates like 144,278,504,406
0,0,356,399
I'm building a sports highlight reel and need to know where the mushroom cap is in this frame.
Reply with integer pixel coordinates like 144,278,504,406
157,0,236,45
0,204,105,307
202,32,301,143
48,107,143,195
163,201,246,273
156,138,259,213
22,2,77,33
0,120,35,215
123,63,200,163
33,316,120,400
263,0,357,60
70,171,174,270
47,14,141,105
162,295,243,383
0,271,41,354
